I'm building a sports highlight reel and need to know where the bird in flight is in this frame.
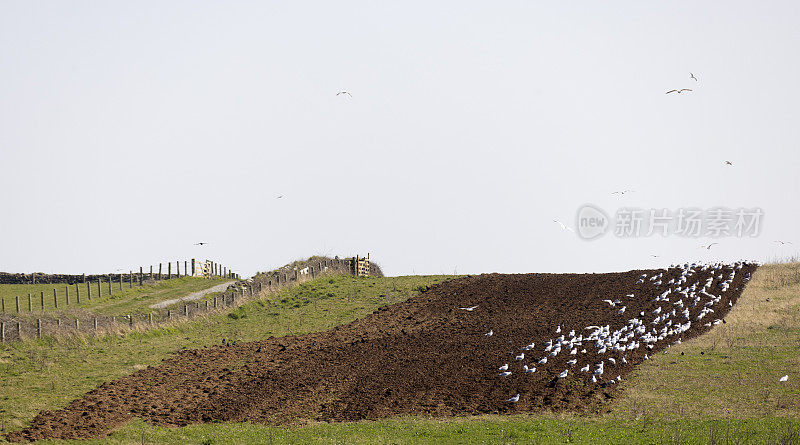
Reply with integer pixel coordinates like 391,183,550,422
553,220,573,232
195,242,208,246
612,190,634,195
666,89,692,94
774,240,793,245
700,243,718,250
277,195,283,199
725,160,733,166
689,73,698,81
336,91,352,97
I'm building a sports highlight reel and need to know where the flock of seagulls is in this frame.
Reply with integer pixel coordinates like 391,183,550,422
461,262,763,404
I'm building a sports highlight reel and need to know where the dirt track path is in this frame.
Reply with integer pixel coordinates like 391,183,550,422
149,281,234,309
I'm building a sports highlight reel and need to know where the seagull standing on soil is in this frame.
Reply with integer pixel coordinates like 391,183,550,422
506,394,520,402
779,375,789,382
499,371,512,377
459,305,479,311
524,365,536,374
515,353,525,361
558,369,569,378
499,364,509,371
485,330,493,337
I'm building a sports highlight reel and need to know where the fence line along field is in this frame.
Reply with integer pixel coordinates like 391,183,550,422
0,256,375,343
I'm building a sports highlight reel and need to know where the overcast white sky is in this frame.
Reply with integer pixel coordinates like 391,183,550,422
1,1,798,277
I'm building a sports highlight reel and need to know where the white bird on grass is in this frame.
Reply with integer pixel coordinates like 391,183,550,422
567,359,577,366
538,357,548,364
515,353,525,361
499,364,509,371
499,371,512,377
485,330,493,337
779,375,789,382
523,365,536,374
459,305,478,311
506,394,520,402
558,369,569,378
580,364,590,372
602,299,616,307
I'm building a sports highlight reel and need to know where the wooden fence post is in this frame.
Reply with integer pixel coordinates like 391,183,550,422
28,293,32,311
75,319,79,330
149,265,153,280
53,289,58,309
158,263,162,280
0,321,4,343
140,266,144,285
148,313,152,325
168,262,171,279
191,259,195,277
76,283,80,303
97,279,101,299
119,274,122,291
108,275,112,295
87,281,91,300
82,273,86,283
213,296,217,308
1,297,4,313
56,318,61,328
40,291,44,310
15,296,19,313
65,286,69,305
205,300,209,310
36,319,41,339
16,321,21,340
65,287,69,306
184,304,188,317
176,261,180,278
93,317,98,331
128,315,133,329
129,271,133,288
185,260,188,277
167,310,171,320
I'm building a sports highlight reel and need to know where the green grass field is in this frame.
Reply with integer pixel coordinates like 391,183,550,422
1,265,798,444
0,277,231,317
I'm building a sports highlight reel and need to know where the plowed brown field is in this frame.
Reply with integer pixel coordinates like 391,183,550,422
7,263,757,442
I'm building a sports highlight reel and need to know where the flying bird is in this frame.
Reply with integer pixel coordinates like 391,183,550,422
774,240,793,245
724,160,733,166
553,220,573,232
689,73,698,81
277,195,283,199
194,242,208,246
612,190,634,195
336,91,352,97
700,243,719,250
666,89,692,94
459,305,479,311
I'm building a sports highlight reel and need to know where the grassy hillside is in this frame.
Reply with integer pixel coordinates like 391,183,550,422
0,277,231,317
0,275,450,441
1,264,799,444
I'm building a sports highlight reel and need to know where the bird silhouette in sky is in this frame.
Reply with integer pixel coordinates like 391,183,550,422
689,73,698,81
195,242,208,246
336,91,352,97
666,89,692,94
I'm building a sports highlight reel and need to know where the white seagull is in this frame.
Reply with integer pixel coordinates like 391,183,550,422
524,365,536,374
553,220,573,232
558,369,569,378
499,364,509,371
459,305,479,311
485,330,493,337
515,353,525,361
506,394,520,402
779,375,789,382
